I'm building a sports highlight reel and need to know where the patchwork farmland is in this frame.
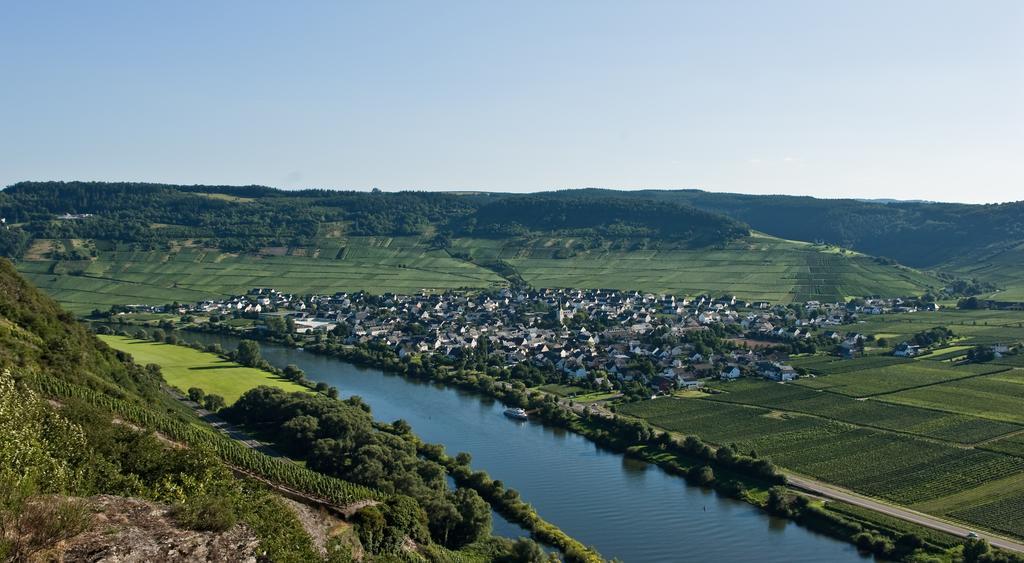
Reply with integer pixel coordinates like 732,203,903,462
618,352,1024,541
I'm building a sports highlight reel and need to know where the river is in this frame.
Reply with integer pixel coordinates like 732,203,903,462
165,330,871,562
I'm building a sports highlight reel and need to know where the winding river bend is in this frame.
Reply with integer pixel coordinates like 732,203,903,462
178,331,868,562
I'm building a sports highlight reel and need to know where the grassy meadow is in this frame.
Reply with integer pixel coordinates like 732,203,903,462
98,335,309,404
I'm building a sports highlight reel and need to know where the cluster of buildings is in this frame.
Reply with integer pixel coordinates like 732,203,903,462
129,289,930,393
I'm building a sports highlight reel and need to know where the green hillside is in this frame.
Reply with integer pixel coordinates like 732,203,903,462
940,241,1024,302
15,237,507,314
0,259,543,561
15,232,941,314
454,233,939,303
0,258,327,560
541,188,1024,269
0,182,952,311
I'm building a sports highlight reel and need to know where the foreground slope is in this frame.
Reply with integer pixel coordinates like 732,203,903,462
0,259,544,562
0,258,325,561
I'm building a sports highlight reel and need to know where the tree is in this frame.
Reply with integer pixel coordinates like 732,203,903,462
187,387,205,403
352,505,387,554
283,364,305,382
392,419,412,434
282,415,320,445
151,329,165,342
236,340,262,367
688,465,715,486
963,538,991,563
448,488,491,548
967,346,996,363
202,394,225,412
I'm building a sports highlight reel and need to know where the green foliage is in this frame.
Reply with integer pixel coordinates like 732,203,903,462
203,394,226,411
548,187,1024,268
0,473,91,562
235,339,262,367
172,493,237,532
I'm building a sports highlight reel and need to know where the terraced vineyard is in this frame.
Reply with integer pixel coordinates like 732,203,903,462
982,433,1024,457
452,233,939,304
949,495,1024,538
19,231,943,314
793,362,1006,397
995,354,1024,367
850,309,1024,347
707,380,1021,443
17,237,506,314
789,355,911,375
618,396,1024,507
879,369,1024,424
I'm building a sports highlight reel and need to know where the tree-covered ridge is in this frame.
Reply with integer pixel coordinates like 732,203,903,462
545,188,1024,268
0,181,749,252
466,195,749,242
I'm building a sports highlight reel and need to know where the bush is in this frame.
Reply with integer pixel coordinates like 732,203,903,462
172,494,237,532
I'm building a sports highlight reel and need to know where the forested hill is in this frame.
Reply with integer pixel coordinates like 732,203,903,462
467,196,748,242
0,181,748,253
544,188,1024,268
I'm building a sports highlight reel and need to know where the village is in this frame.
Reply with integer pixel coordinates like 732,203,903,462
110,288,942,394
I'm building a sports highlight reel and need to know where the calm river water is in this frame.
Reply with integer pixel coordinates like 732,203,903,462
170,330,870,562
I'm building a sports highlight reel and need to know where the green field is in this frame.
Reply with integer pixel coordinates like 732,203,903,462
878,369,1024,424
617,396,1024,508
942,240,1024,302
983,432,1024,457
848,309,1024,346
789,355,911,375
793,361,1005,397
98,335,309,404
706,380,1021,444
19,237,507,314
20,232,942,314
536,383,589,397
454,233,939,303
916,345,973,360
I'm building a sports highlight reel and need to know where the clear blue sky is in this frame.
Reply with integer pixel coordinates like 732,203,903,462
2,1,1021,203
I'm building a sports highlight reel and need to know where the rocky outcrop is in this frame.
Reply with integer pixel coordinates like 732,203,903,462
56,496,260,562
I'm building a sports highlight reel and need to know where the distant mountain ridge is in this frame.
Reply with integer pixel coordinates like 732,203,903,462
538,188,1024,268
0,181,749,252
6,180,1019,309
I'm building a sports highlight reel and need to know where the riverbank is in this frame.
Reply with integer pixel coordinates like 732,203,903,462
97,326,602,562
95,321,981,561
